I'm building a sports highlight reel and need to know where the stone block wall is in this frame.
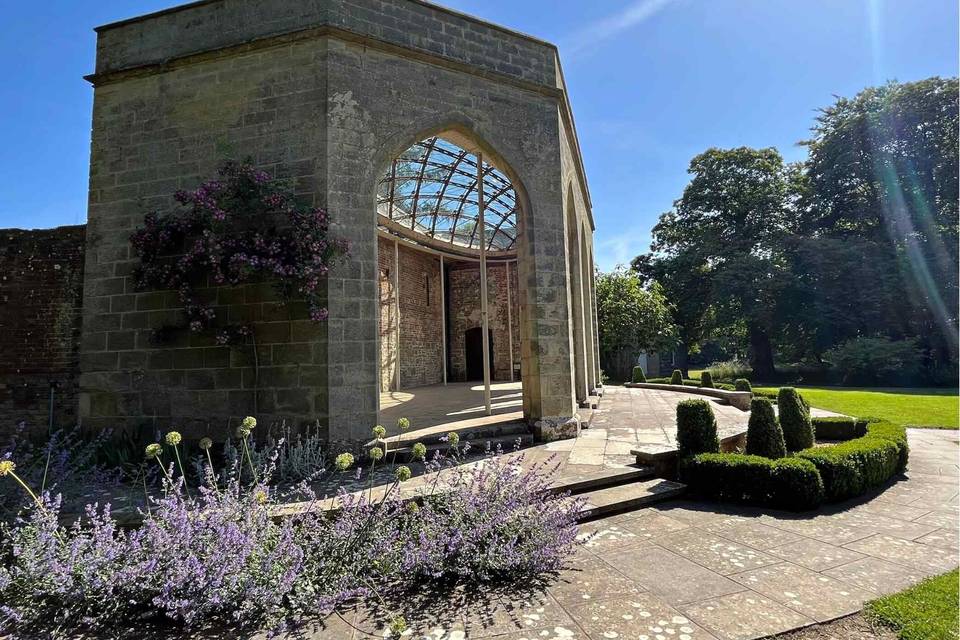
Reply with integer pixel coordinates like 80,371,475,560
0,226,85,437
448,261,518,382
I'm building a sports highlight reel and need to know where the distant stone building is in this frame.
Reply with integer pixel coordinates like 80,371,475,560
3,0,599,445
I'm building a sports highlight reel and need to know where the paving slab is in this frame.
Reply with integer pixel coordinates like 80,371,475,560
843,533,960,573
821,557,932,596
765,538,866,571
547,557,646,606
683,591,814,640
602,547,745,605
566,592,718,640
653,529,781,576
730,562,875,622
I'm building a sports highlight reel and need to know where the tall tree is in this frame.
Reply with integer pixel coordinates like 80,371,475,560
631,250,712,376
803,77,959,370
596,268,677,381
646,147,799,377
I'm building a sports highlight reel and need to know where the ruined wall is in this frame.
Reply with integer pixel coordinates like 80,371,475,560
447,261,518,382
0,226,85,437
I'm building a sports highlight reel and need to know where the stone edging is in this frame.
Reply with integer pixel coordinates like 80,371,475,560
623,382,753,411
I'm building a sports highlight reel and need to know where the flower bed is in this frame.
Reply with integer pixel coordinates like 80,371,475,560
0,422,581,636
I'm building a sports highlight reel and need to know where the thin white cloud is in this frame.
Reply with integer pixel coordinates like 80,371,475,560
564,0,676,57
594,229,651,272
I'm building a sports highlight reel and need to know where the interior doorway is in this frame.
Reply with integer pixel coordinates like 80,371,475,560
465,327,494,381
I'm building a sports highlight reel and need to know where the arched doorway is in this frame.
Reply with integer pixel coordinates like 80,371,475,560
375,132,522,418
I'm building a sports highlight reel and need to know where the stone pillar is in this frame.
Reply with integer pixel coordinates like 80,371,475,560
565,199,588,405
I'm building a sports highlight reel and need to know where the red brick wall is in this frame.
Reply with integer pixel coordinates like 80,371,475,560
378,238,444,391
448,261,519,382
0,226,85,437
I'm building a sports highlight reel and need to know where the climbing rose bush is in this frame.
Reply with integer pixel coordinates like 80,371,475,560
0,445,580,635
130,160,348,343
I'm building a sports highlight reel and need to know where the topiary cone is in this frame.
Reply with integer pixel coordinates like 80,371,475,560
632,366,647,383
676,399,720,456
700,371,714,388
745,397,787,459
670,369,684,386
778,387,814,450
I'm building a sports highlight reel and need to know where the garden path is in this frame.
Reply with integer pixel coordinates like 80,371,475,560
300,428,959,640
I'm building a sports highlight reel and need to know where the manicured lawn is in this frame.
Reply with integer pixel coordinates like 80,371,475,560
753,386,959,429
866,569,959,640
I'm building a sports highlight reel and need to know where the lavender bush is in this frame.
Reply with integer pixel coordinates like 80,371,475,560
0,423,581,637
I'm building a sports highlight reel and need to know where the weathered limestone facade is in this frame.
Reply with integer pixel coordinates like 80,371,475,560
80,0,599,443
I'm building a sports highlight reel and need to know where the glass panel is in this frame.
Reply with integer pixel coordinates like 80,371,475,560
377,136,518,252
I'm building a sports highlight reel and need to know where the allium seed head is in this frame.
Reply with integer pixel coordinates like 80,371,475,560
0,460,15,476
335,452,354,471
144,443,163,459
372,425,387,439
369,447,384,461
411,442,427,461
241,416,257,430
198,437,213,450
447,431,460,446
164,431,182,446
389,616,407,636
406,501,420,514
254,490,268,505
395,465,411,482
397,417,410,431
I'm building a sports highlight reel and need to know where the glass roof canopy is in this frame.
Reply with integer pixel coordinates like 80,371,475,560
377,136,518,253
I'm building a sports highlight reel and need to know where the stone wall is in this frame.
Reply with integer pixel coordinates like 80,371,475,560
0,226,85,437
378,237,446,391
83,0,590,441
448,261,518,382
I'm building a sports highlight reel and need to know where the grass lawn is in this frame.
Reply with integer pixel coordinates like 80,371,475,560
753,385,958,429
866,569,959,640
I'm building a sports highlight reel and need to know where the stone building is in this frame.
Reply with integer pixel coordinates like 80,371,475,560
4,0,599,445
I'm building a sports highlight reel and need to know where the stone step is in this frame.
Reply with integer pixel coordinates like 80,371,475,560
576,478,686,522
548,465,655,496
374,420,529,448
383,432,534,461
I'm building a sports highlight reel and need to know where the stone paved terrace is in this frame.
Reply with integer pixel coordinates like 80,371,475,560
279,428,959,639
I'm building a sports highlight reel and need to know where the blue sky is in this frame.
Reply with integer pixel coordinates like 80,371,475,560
0,1,956,270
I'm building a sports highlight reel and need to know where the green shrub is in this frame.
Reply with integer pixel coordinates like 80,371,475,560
631,366,647,383
670,370,684,385
812,416,868,441
716,383,735,391
745,398,786,459
797,421,908,501
825,336,922,385
676,399,720,456
700,371,714,389
706,359,752,382
647,376,698,385
778,387,814,451
679,453,824,511
734,378,752,392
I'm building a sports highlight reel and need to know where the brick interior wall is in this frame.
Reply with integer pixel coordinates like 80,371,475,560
0,226,85,438
448,261,518,382
378,237,443,391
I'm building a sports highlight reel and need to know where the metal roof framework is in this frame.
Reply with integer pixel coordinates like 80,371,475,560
377,136,518,253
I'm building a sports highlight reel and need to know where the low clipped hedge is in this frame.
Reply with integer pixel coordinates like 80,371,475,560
797,421,908,502
679,454,824,511
812,416,868,440
680,420,908,510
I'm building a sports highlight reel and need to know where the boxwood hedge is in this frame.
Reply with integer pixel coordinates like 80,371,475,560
797,421,908,502
812,416,868,441
679,420,909,510
679,453,824,511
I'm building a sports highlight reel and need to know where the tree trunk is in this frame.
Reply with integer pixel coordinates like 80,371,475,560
748,324,776,380
675,341,690,378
